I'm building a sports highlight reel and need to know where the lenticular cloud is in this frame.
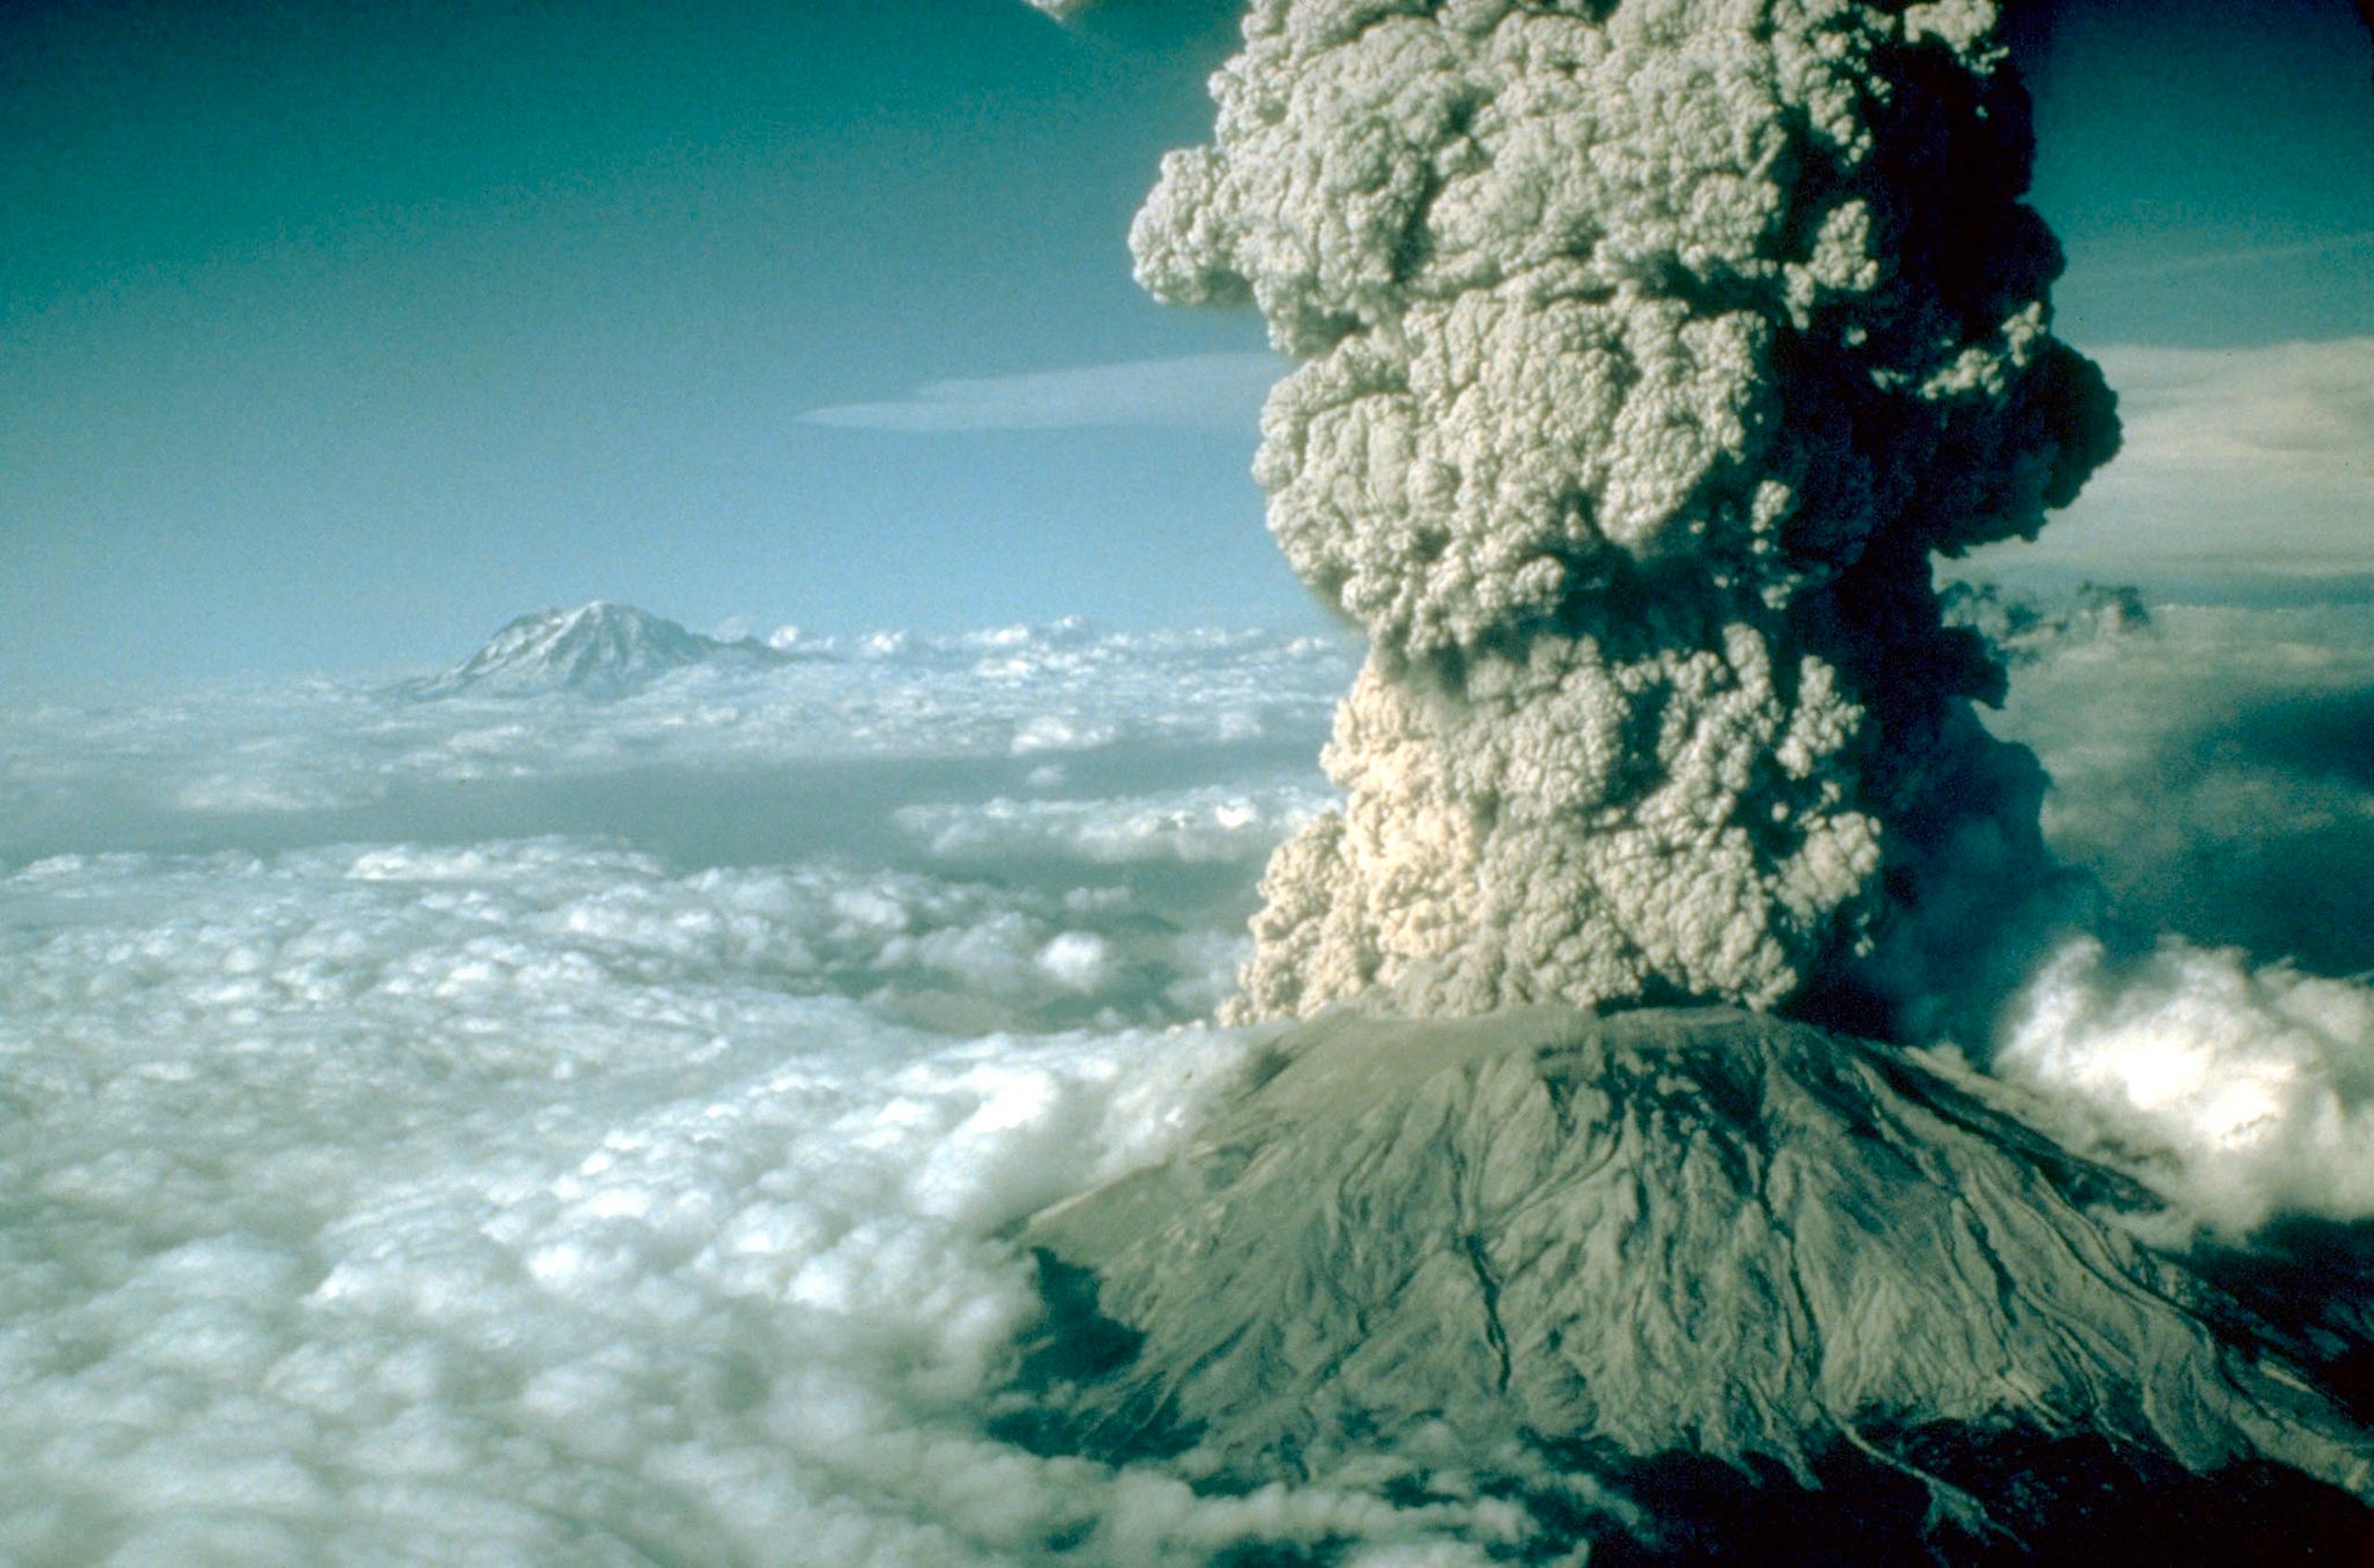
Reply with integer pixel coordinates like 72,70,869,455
1135,0,2117,1028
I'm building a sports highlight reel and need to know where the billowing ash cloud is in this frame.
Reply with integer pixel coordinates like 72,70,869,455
1133,0,2116,1029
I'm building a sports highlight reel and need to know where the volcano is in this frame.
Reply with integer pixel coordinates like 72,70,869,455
407,602,796,699
1004,1006,2374,1558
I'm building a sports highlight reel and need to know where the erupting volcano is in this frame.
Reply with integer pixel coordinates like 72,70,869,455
1007,1,2374,1555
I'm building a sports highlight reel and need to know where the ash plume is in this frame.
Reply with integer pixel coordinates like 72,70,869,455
1131,0,2119,1032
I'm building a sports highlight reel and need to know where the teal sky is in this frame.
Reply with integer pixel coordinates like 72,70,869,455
2,0,2368,693
2018,0,2374,347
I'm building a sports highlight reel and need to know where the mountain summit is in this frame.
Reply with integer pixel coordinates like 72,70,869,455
1009,1006,2374,1558
411,603,790,699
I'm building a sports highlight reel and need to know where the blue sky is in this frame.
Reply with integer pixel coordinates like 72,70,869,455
2,0,2368,693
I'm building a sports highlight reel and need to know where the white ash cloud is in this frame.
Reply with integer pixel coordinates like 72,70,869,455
1138,0,2117,1028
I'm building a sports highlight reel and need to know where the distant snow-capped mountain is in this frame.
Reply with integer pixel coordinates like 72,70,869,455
409,602,797,698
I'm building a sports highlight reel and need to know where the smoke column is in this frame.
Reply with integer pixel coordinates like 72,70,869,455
1131,0,2119,1032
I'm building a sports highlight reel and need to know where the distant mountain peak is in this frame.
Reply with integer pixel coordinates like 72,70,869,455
410,602,793,699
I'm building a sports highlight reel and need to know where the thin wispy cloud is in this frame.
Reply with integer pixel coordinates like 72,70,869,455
800,353,1282,433
2086,232,2374,281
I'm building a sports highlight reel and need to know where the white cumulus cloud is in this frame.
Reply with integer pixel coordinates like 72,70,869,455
0,832,1536,1562
1996,937,2374,1236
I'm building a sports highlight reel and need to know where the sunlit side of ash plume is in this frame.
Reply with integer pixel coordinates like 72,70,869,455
1130,0,2119,1034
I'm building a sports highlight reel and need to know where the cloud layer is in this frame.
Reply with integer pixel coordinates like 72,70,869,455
1996,936,2374,1235
0,836,1375,1563
1,587,2372,1554
1969,594,2374,1236
1970,337,2374,585
0,621,1352,868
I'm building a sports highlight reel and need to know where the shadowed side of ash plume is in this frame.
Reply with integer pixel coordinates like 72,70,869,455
997,1007,2374,1558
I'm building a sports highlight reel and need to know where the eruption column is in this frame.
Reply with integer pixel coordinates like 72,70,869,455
1136,0,2120,1029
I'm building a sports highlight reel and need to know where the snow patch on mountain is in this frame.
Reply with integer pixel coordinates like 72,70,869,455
408,603,800,699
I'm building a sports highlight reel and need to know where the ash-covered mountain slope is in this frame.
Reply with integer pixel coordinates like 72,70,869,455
408,602,797,699
1008,1007,2374,1558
